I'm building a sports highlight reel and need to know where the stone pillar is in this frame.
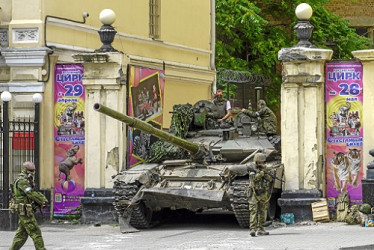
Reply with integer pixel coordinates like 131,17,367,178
351,50,374,170
73,52,128,189
278,47,333,221
73,52,128,224
351,50,374,206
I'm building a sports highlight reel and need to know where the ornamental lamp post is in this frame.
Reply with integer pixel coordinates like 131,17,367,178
95,9,119,52
294,3,316,48
32,93,43,190
1,91,11,209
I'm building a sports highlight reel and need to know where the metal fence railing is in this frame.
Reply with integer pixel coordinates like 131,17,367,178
0,117,36,207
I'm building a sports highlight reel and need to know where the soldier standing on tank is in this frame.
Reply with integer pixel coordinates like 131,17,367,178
9,161,48,250
213,89,232,123
249,153,273,237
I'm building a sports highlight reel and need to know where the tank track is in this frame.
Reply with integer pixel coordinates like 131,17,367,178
230,179,250,228
113,182,152,229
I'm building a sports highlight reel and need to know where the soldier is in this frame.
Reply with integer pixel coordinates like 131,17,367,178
9,161,48,250
213,89,232,123
249,153,273,237
242,99,277,135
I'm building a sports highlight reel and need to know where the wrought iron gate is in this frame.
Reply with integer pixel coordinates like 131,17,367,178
0,108,38,208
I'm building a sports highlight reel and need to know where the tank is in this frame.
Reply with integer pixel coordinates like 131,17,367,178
93,101,283,230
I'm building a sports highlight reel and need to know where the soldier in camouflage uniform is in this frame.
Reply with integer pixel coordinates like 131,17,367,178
9,161,48,250
242,99,277,135
249,153,273,237
213,89,232,124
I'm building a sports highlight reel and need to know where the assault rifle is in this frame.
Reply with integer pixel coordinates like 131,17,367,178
28,175,47,219
248,164,285,183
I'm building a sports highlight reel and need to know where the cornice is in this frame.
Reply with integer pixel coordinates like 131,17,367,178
1,47,52,67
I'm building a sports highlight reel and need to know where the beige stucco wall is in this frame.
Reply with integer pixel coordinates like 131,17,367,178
163,80,211,125
1,0,215,189
42,0,211,67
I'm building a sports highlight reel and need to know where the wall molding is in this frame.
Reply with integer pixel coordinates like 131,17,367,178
47,17,211,56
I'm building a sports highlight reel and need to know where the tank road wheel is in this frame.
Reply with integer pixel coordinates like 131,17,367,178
130,202,153,229
113,182,153,229
230,179,250,228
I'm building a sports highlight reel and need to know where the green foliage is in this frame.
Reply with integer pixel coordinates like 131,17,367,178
216,0,373,110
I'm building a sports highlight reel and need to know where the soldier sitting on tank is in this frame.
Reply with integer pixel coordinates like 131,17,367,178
212,89,232,128
241,99,277,135
249,153,273,237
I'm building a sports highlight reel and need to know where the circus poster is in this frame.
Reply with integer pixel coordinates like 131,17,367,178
127,66,165,167
325,61,363,209
53,64,85,216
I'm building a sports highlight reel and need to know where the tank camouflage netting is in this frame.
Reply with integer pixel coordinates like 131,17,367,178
147,104,194,163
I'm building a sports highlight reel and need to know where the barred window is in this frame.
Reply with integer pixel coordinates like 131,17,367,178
149,0,160,39
355,28,369,37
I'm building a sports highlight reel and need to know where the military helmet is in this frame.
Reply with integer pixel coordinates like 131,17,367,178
359,203,372,214
21,161,35,174
257,99,266,108
254,153,266,163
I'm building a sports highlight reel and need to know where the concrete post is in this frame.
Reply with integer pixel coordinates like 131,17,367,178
72,52,128,224
73,53,129,189
351,50,374,169
278,47,333,221
351,50,374,206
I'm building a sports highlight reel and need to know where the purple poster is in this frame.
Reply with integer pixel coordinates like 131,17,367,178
325,62,363,208
53,64,85,216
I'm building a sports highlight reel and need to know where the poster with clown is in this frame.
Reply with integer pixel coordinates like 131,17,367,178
53,64,85,216
325,61,363,211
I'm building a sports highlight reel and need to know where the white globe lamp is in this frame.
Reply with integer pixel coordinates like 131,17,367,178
99,9,116,25
32,93,43,103
295,3,313,20
1,91,12,102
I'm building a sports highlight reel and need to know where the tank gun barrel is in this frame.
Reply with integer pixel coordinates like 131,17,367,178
93,103,200,155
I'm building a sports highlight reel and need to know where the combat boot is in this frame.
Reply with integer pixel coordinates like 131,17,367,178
257,229,269,236
250,230,256,237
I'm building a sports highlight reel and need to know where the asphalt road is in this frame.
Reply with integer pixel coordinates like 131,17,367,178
1,213,374,250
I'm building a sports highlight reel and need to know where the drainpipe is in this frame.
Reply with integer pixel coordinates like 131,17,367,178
210,0,216,93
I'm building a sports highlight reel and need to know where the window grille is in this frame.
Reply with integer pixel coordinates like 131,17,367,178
149,0,160,39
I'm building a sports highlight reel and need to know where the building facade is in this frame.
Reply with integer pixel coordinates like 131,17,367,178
326,0,374,41
0,0,215,197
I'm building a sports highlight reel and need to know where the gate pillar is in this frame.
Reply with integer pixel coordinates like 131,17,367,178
278,47,333,221
73,53,129,189
72,52,128,224
351,50,374,169
277,3,333,221
352,50,374,206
